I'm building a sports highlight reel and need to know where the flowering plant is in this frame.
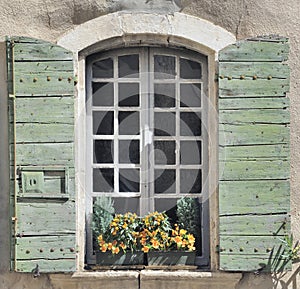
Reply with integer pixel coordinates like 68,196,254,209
97,211,196,254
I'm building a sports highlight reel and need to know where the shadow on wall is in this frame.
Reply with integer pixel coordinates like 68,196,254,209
72,0,192,25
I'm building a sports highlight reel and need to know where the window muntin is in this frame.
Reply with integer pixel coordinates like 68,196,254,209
86,47,209,266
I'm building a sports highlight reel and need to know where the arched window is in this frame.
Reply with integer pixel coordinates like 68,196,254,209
86,47,210,266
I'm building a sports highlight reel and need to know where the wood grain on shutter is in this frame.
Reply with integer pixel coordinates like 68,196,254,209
218,36,290,272
7,36,76,273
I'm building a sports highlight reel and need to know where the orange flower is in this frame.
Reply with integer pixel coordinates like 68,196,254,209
151,238,160,249
101,244,107,252
142,246,150,253
107,243,113,250
112,246,120,254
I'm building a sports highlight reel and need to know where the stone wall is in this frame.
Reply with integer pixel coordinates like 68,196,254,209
0,1,300,288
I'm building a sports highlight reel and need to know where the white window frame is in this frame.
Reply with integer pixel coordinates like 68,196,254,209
57,11,236,271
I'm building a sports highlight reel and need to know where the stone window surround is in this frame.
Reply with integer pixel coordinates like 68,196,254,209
57,11,240,284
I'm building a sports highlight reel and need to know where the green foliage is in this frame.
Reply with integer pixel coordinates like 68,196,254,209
280,234,300,262
176,197,200,238
92,196,115,240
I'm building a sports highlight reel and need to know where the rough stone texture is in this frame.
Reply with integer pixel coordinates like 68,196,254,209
0,0,300,288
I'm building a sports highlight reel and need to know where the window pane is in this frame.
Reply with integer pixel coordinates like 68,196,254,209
154,141,176,165
155,198,178,213
93,58,113,78
180,112,201,136
180,58,202,79
154,112,175,136
154,83,175,108
180,141,202,165
119,111,140,135
94,140,113,163
119,140,140,164
180,169,201,194
154,169,176,194
180,84,201,108
93,111,114,135
154,55,175,79
92,82,114,106
118,54,139,78
119,169,140,192
113,197,140,214
93,168,114,192
118,83,140,107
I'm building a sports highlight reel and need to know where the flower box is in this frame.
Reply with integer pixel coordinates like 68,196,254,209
96,251,144,266
146,251,196,266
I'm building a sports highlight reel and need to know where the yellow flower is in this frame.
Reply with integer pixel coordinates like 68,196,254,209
101,244,107,252
112,246,120,254
180,229,187,235
151,238,160,249
142,246,150,253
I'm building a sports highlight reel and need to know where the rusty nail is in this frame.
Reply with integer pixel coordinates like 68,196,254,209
50,248,55,252
240,247,244,252
253,75,257,80
68,76,72,82
60,248,64,252
254,248,258,252
228,76,232,80
229,248,233,252
47,76,51,81
26,250,30,254
39,249,43,253
58,77,63,81
20,78,23,82
219,75,224,79
267,75,272,80
240,75,245,80
70,248,75,253
266,248,273,252
33,78,38,82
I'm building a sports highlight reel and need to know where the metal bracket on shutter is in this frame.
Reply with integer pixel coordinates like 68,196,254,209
18,166,70,200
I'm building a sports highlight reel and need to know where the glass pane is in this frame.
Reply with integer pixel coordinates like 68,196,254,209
119,140,140,164
180,169,201,194
113,197,140,214
154,112,175,136
119,111,140,135
118,54,139,78
180,84,201,108
154,55,175,79
93,111,113,135
118,83,140,107
94,140,113,163
154,169,176,194
119,169,140,192
180,112,201,136
92,82,113,106
93,58,113,78
154,83,175,108
180,141,202,165
154,141,176,165
93,168,114,192
180,58,202,79
154,198,178,214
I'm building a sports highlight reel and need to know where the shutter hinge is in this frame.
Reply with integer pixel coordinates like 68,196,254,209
9,94,15,99
11,216,17,222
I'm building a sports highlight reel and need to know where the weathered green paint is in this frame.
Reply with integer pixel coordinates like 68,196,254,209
218,39,289,62
219,62,289,79
220,159,289,180
219,108,289,124
219,78,289,98
7,37,76,273
219,215,289,235
15,123,74,143
219,97,289,110
219,144,289,161
219,181,290,214
219,124,289,146
218,36,290,272
10,143,74,166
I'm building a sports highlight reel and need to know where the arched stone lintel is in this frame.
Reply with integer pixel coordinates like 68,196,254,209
57,12,236,57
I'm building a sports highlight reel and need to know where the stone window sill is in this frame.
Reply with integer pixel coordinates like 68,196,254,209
50,270,242,289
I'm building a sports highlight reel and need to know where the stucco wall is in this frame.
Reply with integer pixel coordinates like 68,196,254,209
0,1,300,288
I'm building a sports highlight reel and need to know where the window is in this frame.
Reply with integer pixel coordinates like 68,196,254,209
85,47,209,266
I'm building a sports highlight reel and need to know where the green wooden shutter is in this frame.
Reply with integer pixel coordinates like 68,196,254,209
7,37,76,273
218,36,290,272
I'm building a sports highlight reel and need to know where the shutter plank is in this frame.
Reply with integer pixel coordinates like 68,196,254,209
16,260,75,273
219,180,290,215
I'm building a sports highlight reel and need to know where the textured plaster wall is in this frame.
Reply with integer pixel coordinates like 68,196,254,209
0,1,300,288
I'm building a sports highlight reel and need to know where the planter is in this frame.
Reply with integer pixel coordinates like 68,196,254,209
146,251,196,266
96,251,144,266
